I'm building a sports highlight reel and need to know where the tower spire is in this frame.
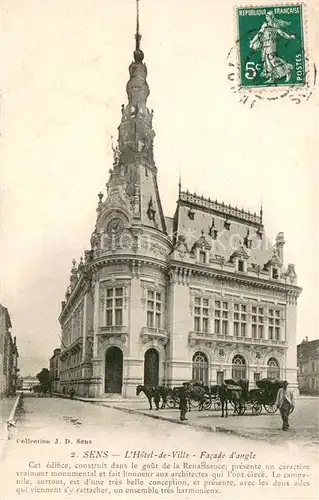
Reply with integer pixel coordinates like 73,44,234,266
178,168,182,195
260,195,263,223
135,0,141,51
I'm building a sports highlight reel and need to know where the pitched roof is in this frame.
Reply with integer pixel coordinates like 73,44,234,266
297,339,319,361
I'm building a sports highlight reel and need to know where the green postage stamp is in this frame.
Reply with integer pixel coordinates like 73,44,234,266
237,5,305,88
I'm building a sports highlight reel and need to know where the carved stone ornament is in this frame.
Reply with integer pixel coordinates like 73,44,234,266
173,235,189,259
189,290,195,316
219,348,225,357
285,264,297,284
215,255,226,267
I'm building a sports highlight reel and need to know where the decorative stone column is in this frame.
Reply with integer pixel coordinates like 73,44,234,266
93,280,100,358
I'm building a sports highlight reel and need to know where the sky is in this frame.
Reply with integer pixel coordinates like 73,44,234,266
1,0,318,376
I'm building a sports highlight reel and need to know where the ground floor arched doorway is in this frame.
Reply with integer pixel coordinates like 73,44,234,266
105,346,123,393
144,348,159,387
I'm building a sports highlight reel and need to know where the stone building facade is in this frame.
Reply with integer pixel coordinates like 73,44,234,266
21,376,38,391
58,16,301,398
49,348,61,393
297,338,319,394
0,304,19,395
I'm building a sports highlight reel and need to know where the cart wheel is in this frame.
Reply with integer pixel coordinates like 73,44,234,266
213,398,221,411
234,402,245,415
238,402,246,415
190,398,200,408
264,404,278,414
245,402,252,412
201,399,212,411
166,396,177,409
252,403,262,416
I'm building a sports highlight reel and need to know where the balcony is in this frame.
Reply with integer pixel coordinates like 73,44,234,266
140,327,169,345
99,325,128,343
189,331,288,349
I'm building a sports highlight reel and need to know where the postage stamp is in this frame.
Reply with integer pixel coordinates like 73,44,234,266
237,5,305,88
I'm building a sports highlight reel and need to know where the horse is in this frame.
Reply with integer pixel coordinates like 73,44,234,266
218,383,243,417
136,385,169,410
172,383,206,411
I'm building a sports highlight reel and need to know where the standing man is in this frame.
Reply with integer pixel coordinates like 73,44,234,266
179,382,190,421
275,381,295,430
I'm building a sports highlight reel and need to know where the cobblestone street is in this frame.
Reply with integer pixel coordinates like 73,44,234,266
1,395,318,500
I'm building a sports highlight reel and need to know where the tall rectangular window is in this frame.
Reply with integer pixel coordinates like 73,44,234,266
147,290,162,329
106,287,123,326
269,308,281,341
254,372,260,387
234,303,247,337
194,297,209,333
216,371,224,385
252,306,264,339
199,251,206,264
238,260,244,272
215,301,228,335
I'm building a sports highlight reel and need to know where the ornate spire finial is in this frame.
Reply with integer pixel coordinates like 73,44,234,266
135,0,141,50
178,168,182,195
134,0,144,62
260,196,263,222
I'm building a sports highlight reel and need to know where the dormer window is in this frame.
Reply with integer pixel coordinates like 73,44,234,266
199,251,206,264
188,208,195,220
256,227,263,239
272,267,279,279
238,259,244,272
224,218,231,230
147,197,156,221
244,229,252,249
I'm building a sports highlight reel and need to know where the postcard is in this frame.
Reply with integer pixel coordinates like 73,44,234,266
1,0,318,499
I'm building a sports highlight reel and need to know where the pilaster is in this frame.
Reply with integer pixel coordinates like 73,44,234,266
93,281,100,358
81,293,88,362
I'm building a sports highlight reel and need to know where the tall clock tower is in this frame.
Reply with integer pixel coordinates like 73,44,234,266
91,2,167,244
85,0,172,398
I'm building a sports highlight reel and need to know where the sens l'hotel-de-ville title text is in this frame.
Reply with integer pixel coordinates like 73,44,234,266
0,0,318,499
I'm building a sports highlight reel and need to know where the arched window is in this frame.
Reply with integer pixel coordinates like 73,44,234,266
192,352,209,385
267,357,280,379
232,355,246,380
310,378,316,391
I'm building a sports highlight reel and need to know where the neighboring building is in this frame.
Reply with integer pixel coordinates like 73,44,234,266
21,376,38,391
58,10,302,398
49,348,61,393
0,304,19,395
297,337,319,394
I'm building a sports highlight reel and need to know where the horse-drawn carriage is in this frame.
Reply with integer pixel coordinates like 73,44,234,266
255,378,284,413
198,378,283,416
165,381,219,410
136,378,283,417
223,378,283,416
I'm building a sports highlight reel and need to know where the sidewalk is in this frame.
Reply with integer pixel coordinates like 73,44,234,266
0,393,21,459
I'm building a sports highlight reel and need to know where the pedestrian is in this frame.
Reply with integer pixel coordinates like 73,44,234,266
275,381,295,431
179,382,190,421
